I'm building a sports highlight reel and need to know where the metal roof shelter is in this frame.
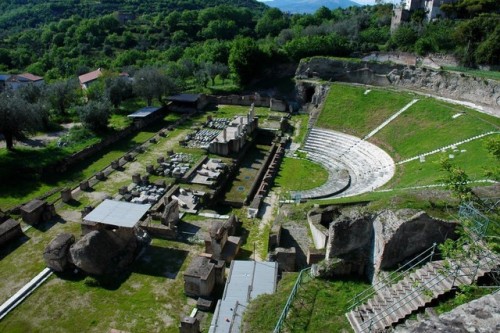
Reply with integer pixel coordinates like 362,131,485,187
82,199,151,228
127,106,161,118
209,261,278,333
167,93,201,103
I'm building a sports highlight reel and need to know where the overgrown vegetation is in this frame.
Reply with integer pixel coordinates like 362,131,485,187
244,274,370,332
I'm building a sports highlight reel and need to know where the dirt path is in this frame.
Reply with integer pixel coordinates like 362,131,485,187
0,123,80,149
253,191,279,261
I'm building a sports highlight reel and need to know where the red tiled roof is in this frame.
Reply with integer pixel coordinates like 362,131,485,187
79,68,103,84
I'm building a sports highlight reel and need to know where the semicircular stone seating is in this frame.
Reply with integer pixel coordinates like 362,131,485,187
292,128,395,199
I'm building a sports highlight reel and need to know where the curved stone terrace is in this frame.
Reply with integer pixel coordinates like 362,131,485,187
292,128,395,199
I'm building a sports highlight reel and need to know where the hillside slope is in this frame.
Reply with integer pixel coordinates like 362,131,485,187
0,0,267,38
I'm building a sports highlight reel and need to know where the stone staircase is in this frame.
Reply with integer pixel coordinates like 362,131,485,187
346,253,499,332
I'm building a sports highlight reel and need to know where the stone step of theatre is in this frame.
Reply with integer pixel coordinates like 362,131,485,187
290,152,351,199
346,252,500,333
296,128,395,199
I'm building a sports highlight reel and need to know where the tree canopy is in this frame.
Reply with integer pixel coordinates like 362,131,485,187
0,91,43,150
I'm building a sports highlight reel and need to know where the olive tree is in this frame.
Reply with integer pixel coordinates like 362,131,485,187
0,91,42,150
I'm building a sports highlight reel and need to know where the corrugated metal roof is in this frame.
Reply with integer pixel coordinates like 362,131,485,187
127,106,161,118
83,199,150,228
209,261,278,333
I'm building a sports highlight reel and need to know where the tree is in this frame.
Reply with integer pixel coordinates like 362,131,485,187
106,76,133,109
390,24,418,51
46,79,79,119
228,37,264,85
484,137,500,181
0,91,42,150
133,67,178,106
77,99,111,132
255,8,289,38
440,158,475,202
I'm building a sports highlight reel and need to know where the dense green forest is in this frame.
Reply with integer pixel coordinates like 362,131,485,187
0,0,498,83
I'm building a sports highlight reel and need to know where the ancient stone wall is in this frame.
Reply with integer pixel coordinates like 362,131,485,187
296,57,500,108
306,210,329,250
373,210,459,270
210,95,288,111
311,206,459,280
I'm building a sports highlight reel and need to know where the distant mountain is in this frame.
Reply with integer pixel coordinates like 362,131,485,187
259,0,361,13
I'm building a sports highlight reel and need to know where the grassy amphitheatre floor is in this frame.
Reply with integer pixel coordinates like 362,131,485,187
274,157,329,192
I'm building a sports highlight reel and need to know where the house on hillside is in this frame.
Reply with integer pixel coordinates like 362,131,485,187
3,73,44,91
78,68,103,89
391,0,457,32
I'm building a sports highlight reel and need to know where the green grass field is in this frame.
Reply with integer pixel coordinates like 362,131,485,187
274,158,329,191
383,136,500,189
370,98,500,160
0,237,204,333
443,66,500,81
317,83,415,137
244,273,370,333
0,112,183,211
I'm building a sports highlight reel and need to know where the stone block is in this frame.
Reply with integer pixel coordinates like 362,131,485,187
196,298,214,311
43,233,75,272
157,156,165,164
307,248,325,265
81,206,93,219
146,164,155,174
61,188,72,203
132,173,141,184
149,138,157,144
179,316,200,333
124,153,134,162
141,175,149,185
154,179,166,188
79,180,90,191
0,219,23,248
95,172,106,181
111,160,120,170
119,186,128,195
275,247,296,272
20,199,46,225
